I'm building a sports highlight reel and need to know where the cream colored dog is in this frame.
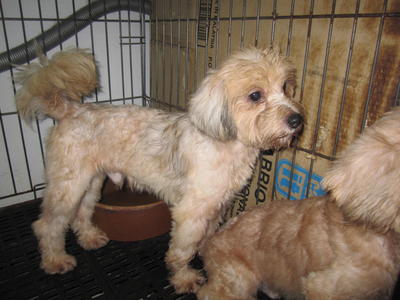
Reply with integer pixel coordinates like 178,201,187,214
197,108,400,300
15,48,303,293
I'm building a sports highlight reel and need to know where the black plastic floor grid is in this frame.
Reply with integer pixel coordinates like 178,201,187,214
1,200,398,300
0,200,196,300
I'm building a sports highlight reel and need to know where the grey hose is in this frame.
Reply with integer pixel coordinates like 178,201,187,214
0,0,151,73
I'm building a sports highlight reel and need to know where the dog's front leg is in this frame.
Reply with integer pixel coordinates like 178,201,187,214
165,220,207,294
166,199,219,294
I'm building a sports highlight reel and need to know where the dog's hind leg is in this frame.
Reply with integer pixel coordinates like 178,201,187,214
32,172,94,274
71,174,109,250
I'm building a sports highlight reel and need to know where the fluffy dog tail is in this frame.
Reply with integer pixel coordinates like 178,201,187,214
15,48,97,123
322,108,400,233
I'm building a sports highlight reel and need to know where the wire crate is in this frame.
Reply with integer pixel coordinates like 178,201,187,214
0,0,399,299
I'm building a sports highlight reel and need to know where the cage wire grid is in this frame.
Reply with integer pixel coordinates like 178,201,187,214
0,0,399,299
0,0,399,207
0,0,151,206
150,0,400,210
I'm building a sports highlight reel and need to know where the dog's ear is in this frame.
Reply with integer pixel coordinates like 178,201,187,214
322,109,400,233
189,73,237,141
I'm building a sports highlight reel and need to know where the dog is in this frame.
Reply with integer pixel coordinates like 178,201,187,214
15,47,303,293
196,108,400,300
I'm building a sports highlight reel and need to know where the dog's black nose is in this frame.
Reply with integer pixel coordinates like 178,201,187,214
287,113,303,129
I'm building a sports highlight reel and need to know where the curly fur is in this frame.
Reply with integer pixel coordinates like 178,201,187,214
15,47,303,294
198,108,400,300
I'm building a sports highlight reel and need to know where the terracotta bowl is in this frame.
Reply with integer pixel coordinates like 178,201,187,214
93,180,171,241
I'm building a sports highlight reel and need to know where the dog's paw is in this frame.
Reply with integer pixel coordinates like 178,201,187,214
78,228,109,250
171,267,205,294
260,283,281,299
41,254,77,274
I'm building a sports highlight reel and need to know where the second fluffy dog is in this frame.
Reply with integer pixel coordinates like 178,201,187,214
15,47,303,293
197,108,400,300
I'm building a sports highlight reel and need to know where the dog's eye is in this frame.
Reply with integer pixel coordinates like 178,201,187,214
249,91,262,102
